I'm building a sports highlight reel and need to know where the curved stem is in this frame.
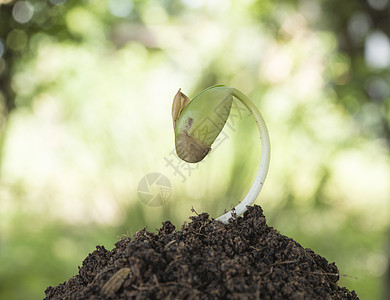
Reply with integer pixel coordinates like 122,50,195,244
216,88,271,223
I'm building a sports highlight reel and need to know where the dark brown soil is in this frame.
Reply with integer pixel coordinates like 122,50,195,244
45,205,359,300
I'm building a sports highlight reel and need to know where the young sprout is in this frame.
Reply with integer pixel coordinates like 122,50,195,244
172,85,270,224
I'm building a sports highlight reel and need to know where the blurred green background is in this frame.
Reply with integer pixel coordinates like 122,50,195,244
0,0,390,299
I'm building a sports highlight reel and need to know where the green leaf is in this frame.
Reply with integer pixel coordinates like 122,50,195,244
173,85,233,163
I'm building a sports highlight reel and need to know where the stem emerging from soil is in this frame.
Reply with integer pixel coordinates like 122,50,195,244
216,88,270,223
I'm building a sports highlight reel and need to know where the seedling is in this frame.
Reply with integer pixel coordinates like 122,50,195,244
172,85,270,223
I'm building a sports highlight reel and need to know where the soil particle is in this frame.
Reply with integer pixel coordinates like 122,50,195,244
45,205,359,299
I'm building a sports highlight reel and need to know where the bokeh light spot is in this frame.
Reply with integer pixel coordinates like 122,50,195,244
348,12,371,43
181,0,204,8
366,253,388,276
109,0,133,18
12,1,34,24
365,76,390,101
65,7,103,39
6,29,28,51
328,53,350,85
367,0,389,10
49,0,67,5
0,39,5,58
365,30,390,69
141,2,168,25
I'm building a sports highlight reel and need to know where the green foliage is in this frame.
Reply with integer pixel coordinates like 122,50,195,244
174,86,233,163
0,0,389,299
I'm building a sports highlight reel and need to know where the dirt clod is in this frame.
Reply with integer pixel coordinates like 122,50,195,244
45,205,359,299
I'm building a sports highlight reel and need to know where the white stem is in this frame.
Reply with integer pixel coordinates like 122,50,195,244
216,88,271,223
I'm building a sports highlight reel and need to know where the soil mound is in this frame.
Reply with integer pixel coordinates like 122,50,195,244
45,205,358,299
